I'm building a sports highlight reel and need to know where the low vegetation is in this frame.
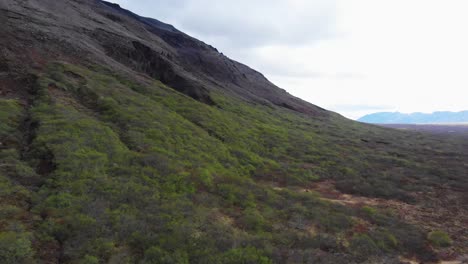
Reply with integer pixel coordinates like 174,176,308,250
428,230,452,248
0,62,466,263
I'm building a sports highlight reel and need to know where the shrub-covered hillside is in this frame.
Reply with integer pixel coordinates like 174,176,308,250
0,0,467,263
0,61,466,263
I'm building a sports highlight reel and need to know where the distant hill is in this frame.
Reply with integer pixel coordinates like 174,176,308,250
358,111,468,124
379,124,468,135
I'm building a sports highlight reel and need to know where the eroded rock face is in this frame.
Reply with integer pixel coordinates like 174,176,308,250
129,41,215,105
93,29,215,105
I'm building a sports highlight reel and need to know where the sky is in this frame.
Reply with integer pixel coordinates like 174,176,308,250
111,0,468,119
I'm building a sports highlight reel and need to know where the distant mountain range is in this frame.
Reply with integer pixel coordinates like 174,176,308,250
358,111,468,124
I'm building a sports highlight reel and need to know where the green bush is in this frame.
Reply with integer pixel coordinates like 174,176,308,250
371,229,398,251
220,247,272,264
362,206,377,216
143,246,189,264
428,230,452,247
0,99,22,138
80,255,99,264
240,207,267,232
0,231,33,264
349,234,381,260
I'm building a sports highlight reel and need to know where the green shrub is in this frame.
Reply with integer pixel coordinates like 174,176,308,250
349,234,381,260
362,206,377,216
198,168,214,188
371,229,398,251
0,99,22,137
80,255,99,264
240,207,267,232
220,247,272,264
428,230,452,247
0,231,33,264
143,246,189,264
319,212,352,233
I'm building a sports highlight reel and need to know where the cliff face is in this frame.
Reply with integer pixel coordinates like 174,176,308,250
1,1,467,263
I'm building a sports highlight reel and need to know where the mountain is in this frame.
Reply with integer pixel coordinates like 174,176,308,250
1,1,467,263
359,111,468,124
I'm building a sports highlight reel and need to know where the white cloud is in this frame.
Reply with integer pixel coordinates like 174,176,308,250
111,0,468,119
111,0,337,48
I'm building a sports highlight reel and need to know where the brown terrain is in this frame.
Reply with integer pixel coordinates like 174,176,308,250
307,180,468,263
380,124,468,135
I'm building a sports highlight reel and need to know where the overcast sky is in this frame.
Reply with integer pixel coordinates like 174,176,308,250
111,0,468,119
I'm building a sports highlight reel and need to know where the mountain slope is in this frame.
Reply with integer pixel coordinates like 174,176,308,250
359,111,468,124
1,1,467,263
